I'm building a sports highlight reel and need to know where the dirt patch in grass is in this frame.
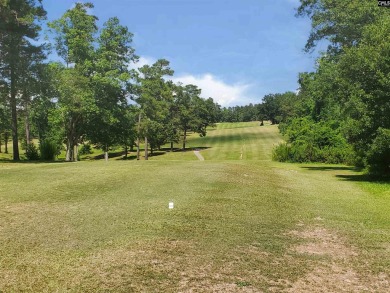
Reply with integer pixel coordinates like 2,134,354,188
62,239,266,292
291,227,358,259
287,225,390,292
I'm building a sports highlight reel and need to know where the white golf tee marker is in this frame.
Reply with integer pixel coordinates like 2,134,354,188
169,201,174,209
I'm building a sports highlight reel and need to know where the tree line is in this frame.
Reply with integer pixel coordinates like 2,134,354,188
272,0,390,176
0,1,220,161
1,1,388,175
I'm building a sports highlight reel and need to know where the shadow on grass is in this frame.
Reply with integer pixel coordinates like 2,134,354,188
92,151,125,160
108,146,211,160
336,174,390,183
119,155,137,161
301,166,360,172
301,166,390,183
0,158,67,164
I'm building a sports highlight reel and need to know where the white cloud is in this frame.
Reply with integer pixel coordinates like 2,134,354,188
128,56,156,70
172,74,253,107
136,56,156,68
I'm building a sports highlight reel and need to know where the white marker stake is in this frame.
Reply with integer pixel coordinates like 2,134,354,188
169,201,174,209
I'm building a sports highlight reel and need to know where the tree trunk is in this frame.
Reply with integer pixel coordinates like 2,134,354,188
104,145,108,162
170,141,173,152
74,144,78,162
124,145,128,159
136,113,141,160
144,136,148,160
25,103,31,145
5,132,9,154
0,135,2,153
182,128,187,151
66,139,78,162
10,66,19,161
136,139,140,160
66,140,72,161
65,142,71,161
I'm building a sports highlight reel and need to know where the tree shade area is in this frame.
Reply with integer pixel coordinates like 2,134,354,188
0,0,389,176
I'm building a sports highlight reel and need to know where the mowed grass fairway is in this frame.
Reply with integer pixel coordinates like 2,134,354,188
1,123,389,292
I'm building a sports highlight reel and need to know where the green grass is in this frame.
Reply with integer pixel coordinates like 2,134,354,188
0,122,389,292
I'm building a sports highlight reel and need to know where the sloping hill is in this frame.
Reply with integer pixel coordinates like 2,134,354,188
150,121,283,161
0,122,389,292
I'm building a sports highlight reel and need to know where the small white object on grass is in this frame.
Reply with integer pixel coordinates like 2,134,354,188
169,201,174,209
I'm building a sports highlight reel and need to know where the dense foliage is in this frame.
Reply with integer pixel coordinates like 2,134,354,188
272,0,390,176
0,1,220,161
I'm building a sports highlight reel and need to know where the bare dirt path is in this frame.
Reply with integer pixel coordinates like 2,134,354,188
193,150,204,161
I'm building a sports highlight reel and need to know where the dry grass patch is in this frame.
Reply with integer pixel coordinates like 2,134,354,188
287,224,390,292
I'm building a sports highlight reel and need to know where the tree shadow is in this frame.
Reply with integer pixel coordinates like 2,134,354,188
0,158,67,164
191,147,210,151
301,165,390,183
336,174,390,183
158,147,211,152
91,151,126,160
301,166,360,172
118,155,137,161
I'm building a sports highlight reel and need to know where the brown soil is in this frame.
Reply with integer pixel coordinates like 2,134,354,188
287,225,390,292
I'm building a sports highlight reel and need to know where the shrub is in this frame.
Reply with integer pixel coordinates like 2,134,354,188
39,139,58,161
79,143,93,155
366,128,390,176
273,118,354,164
25,143,40,160
272,143,290,162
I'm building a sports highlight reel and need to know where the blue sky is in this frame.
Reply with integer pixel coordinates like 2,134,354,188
43,0,318,107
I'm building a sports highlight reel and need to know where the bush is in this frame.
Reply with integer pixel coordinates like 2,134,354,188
272,143,290,162
273,118,354,164
39,139,58,161
79,143,93,155
25,143,40,160
366,128,390,176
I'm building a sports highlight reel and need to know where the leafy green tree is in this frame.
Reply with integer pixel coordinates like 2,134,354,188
0,86,11,153
134,59,173,159
297,0,381,54
87,17,137,161
175,84,213,150
338,14,390,169
18,47,47,147
262,93,281,124
116,105,137,158
48,2,97,70
30,62,60,144
0,0,46,160
57,67,95,161
293,0,390,174
48,2,97,161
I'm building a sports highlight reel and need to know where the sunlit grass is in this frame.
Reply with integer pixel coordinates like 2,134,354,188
0,122,389,291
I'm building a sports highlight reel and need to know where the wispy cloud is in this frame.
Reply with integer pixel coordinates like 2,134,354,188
172,74,253,107
129,56,254,107
128,56,156,70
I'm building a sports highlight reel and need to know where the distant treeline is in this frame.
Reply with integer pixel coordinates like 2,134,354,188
217,92,297,125
223,1,390,176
